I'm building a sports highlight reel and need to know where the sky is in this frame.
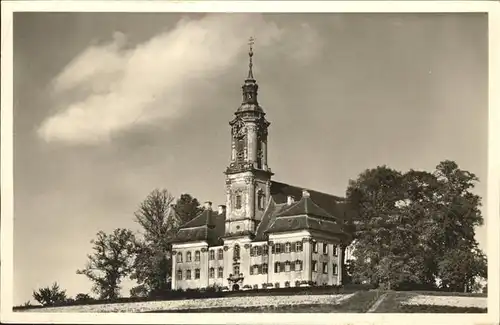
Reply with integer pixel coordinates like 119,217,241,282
13,12,488,305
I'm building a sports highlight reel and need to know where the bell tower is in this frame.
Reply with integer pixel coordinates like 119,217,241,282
224,37,273,238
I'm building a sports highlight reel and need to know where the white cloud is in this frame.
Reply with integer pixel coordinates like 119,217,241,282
38,14,322,145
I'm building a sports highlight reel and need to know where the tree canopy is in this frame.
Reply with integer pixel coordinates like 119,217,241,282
130,189,203,296
77,228,136,300
346,160,486,292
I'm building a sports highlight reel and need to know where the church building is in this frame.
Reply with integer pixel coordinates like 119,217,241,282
171,39,354,291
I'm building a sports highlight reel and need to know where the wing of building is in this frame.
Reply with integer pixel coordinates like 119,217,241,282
170,41,355,291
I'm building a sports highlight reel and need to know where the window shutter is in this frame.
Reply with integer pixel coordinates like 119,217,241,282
280,262,285,272
291,243,296,252
271,244,276,254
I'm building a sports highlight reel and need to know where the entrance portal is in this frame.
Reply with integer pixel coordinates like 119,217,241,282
232,284,240,291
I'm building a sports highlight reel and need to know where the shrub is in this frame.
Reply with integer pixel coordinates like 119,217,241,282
32,282,68,306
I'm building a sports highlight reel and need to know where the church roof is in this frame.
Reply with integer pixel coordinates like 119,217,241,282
264,193,350,240
170,208,225,246
270,181,350,223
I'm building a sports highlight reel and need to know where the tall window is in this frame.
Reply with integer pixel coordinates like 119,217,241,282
177,252,183,263
284,261,291,272
186,269,192,279
257,191,265,210
256,246,262,256
218,267,224,278
274,262,281,273
186,251,192,262
295,241,303,252
313,242,318,253
250,247,256,257
333,263,338,275
195,268,200,279
176,270,182,280
262,263,268,274
235,194,242,209
234,244,240,259
209,250,215,260
195,251,200,262
275,243,281,254
285,242,291,253
295,260,303,271
209,267,215,278
253,265,259,275
323,243,328,255
233,265,240,275
333,245,338,256
312,260,318,272
322,262,328,274
218,248,224,260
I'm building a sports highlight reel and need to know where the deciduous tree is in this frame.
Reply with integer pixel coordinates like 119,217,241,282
77,228,136,300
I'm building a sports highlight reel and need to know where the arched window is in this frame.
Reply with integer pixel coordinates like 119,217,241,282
275,243,281,254
295,241,303,252
195,251,200,262
253,265,259,275
186,251,192,262
235,193,242,209
262,263,268,274
176,270,182,280
262,244,268,255
209,267,215,278
295,260,303,271
209,250,215,260
274,262,281,273
218,248,224,260
313,242,318,253
177,252,183,263
333,245,338,256
333,263,338,275
218,267,224,278
285,242,291,253
284,261,291,272
195,268,201,279
234,244,240,259
186,269,192,279
256,246,262,256
257,191,265,210
323,243,328,255
250,246,256,257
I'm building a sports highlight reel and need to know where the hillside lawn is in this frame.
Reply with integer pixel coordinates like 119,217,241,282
15,287,487,313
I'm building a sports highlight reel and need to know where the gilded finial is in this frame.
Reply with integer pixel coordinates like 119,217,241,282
247,36,255,79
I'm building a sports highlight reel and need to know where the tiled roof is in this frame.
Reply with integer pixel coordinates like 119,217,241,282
171,181,355,246
270,181,350,223
276,195,334,220
253,199,288,242
265,194,350,241
171,209,225,246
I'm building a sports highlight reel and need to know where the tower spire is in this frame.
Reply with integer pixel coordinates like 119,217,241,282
247,36,255,80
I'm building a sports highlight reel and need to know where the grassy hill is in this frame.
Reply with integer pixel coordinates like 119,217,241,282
14,287,487,313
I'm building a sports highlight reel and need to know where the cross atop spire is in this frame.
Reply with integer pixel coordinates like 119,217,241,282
247,36,255,80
